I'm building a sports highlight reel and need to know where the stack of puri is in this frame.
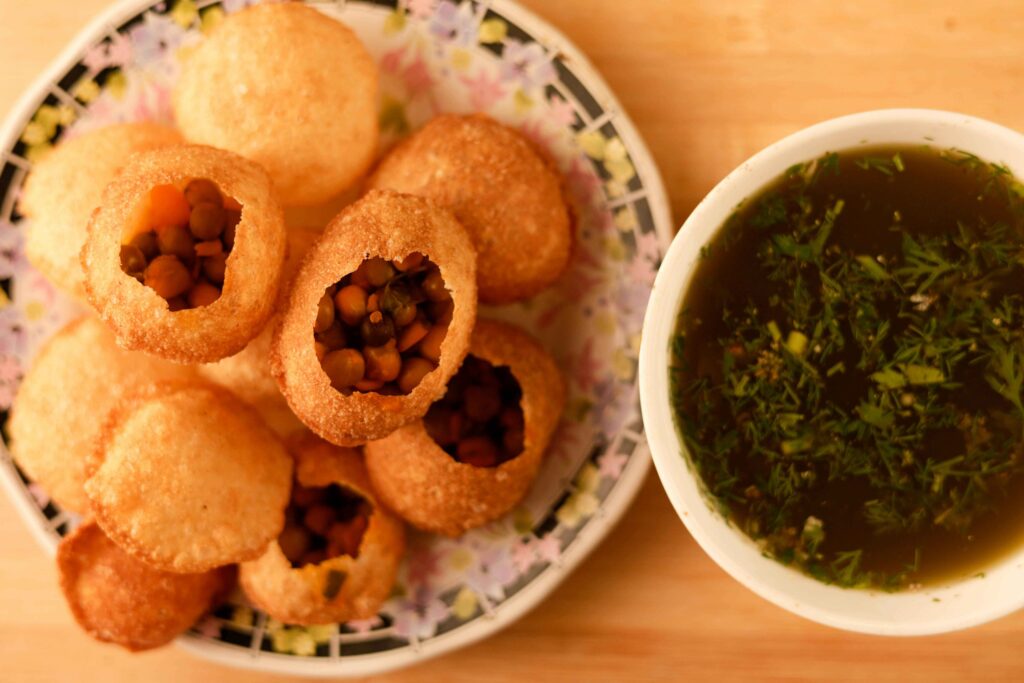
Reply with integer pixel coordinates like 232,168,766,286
272,112,573,537
9,1,576,652
10,319,296,649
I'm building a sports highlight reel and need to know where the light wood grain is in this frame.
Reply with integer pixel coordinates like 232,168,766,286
4,1,1024,681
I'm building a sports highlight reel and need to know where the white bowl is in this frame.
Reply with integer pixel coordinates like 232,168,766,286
639,108,1024,636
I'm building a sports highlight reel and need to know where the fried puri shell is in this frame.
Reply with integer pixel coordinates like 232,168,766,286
57,520,229,651
84,382,293,573
8,317,194,513
198,226,320,435
368,114,572,304
271,190,477,445
81,144,286,363
173,3,378,206
240,434,405,625
19,122,182,298
365,319,566,537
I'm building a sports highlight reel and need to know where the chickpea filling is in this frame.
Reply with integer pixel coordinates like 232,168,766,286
423,355,525,468
120,178,240,311
278,483,373,569
315,253,451,395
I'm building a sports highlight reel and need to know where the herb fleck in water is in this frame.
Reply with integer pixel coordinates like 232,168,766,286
671,146,1024,589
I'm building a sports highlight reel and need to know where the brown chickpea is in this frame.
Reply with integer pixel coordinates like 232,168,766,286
503,428,525,457
500,406,525,431
363,344,402,382
355,257,395,288
324,538,347,560
397,357,435,393
202,252,228,283
314,293,336,333
183,178,222,207
166,296,187,312
418,322,448,362
194,240,223,257
157,224,196,261
317,321,347,350
349,268,369,289
302,549,328,566
360,311,396,346
326,518,366,558
120,244,147,275
304,505,335,536
144,255,192,299
391,302,417,327
129,231,159,259
187,281,221,308
321,349,365,388
189,201,226,240
335,285,367,325
430,299,455,325
278,525,311,564
354,378,384,392
422,268,448,302
425,408,464,446
314,341,327,361
457,437,500,467
394,252,425,272
292,486,325,507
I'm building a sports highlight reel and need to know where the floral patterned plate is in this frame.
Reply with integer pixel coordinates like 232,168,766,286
0,0,671,676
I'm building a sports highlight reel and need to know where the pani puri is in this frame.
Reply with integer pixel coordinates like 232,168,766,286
240,434,405,625
198,226,320,435
173,3,378,206
272,190,477,446
84,382,293,573
57,520,229,651
368,114,572,303
364,319,565,537
18,122,182,298
80,144,286,363
8,317,194,513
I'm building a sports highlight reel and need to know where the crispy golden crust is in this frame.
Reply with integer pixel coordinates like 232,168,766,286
8,317,195,513
19,123,182,299
239,434,405,625
84,382,293,573
198,226,319,436
364,319,566,536
172,3,378,206
368,114,572,304
57,520,229,651
80,144,287,363
271,190,477,446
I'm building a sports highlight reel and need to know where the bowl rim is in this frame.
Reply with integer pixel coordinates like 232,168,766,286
639,107,1024,636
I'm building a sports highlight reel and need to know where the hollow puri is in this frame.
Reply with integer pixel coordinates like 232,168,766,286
81,144,286,363
271,189,476,446
364,319,566,537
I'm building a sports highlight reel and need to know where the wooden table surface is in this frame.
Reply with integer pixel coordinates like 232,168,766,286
4,1,1024,681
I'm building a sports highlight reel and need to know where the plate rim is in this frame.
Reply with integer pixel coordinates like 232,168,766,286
0,0,671,676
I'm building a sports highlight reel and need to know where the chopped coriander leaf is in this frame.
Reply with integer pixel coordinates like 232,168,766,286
670,146,1024,590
